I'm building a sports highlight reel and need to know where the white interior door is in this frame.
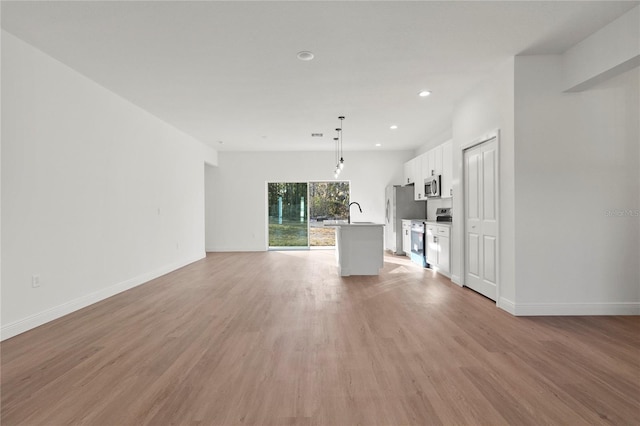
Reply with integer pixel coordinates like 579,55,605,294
464,137,498,300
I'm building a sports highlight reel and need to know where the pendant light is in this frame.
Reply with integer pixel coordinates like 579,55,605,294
333,135,340,179
332,116,346,178
338,116,345,170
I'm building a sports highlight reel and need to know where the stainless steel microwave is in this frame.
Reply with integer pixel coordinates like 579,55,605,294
425,175,441,198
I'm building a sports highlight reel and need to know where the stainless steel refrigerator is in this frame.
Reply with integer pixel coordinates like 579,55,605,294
384,185,426,255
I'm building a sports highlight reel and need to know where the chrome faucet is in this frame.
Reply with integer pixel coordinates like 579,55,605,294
348,202,362,224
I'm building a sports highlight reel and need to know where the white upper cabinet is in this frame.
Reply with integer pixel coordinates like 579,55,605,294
403,139,453,200
421,151,431,180
414,152,427,200
441,141,453,198
431,145,444,178
403,157,416,186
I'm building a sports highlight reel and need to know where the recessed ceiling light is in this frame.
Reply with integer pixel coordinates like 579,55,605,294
418,90,432,97
297,51,315,61
390,125,398,130
375,143,382,147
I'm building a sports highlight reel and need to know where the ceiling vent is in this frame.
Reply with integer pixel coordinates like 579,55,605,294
311,133,323,137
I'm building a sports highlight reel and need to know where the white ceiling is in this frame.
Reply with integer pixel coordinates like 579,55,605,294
2,1,638,152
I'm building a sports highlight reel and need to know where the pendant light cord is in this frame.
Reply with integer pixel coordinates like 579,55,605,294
332,116,346,177
339,116,344,161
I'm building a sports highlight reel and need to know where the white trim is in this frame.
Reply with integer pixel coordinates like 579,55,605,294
513,302,640,316
206,247,266,252
430,266,451,279
451,274,463,287
0,253,205,341
264,181,270,251
461,128,501,151
498,297,516,315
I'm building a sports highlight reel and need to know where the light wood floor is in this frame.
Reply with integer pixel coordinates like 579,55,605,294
2,251,639,425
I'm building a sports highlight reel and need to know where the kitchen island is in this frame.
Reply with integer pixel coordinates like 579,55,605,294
327,223,385,276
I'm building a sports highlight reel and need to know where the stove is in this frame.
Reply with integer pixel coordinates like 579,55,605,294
435,208,452,222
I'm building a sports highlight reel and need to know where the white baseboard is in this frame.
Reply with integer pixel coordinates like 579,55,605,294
512,302,640,316
430,266,451,279
451,274,463,287
206,246,266,252
498,297,516,315
1,253,205,341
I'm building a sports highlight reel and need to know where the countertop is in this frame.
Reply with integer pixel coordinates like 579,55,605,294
424,220,452,227
325,222,384,227
400,219,452,227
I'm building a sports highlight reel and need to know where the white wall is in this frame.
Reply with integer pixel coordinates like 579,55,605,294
451,58,516,308
450,52,639,315
1,32,217,339
414,124,453,157
563,6,640,92
205,150,411,251
514,55,639,314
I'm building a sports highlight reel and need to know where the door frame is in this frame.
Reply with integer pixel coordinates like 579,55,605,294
461,129,501,304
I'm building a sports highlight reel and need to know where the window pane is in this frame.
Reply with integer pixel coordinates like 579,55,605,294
268,182,308,247
309,181,350,247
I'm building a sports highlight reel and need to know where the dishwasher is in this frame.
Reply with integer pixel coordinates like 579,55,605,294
410,220,426,267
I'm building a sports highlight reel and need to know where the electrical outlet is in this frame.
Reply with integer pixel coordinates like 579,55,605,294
31,275,41,288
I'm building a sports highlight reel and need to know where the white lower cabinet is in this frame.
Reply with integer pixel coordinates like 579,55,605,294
438,231,450,273
426,223,450,275
401,220,412,256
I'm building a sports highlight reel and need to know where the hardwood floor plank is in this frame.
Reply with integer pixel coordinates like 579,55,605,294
2,251,639,425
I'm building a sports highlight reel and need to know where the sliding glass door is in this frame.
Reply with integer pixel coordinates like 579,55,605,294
309,181,349,247
267,182,309,248
268,181,350,249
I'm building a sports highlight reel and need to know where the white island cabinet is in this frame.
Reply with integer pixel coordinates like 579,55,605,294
330,223,385,276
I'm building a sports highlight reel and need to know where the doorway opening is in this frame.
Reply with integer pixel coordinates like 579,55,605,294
267,181,350,249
